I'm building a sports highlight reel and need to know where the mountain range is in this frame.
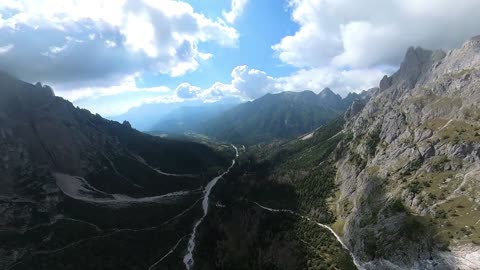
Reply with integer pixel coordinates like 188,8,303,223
110,98,240,132
2,35,480,270
114,87,369,145
199,88,370,144
151,102,237,134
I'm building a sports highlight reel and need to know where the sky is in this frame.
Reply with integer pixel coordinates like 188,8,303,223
1,0,480,117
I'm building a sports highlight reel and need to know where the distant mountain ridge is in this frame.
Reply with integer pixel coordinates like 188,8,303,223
150,102,237,134
199,89,371,144
111,98,241,131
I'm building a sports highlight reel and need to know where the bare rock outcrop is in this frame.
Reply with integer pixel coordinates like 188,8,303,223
334,36,480,269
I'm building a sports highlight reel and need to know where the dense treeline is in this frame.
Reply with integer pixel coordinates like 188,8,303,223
192,118,356,269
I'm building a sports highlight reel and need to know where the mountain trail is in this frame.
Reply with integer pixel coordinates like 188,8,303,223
251,201,365,270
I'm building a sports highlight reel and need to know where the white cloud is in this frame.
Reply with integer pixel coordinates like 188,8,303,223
274,0,480,69
0,0,239,93
55,73,171,102
275,67,391,96
175,83,200,99
200,82,239,102
231,65,276,99
223,0,248,24
198,65,276,100
123,12,158,57
74,92,186,118
141,94,184,105
196,64,387,101
116,65,275,105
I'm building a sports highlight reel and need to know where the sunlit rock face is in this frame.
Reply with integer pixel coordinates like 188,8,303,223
334,36,480,269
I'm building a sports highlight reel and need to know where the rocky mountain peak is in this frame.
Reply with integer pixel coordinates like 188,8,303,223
402,46,433,68
335,35,480,269
464,35,480,48
318,87,337,98
320,87,333,93
318,87,342,109
395,46,436,88
344,99,365,121
379,75,392,91
34,82,55,98
379,46,448,92
416,36,480,82
471,35,480,41
122,120,132,129
442,36,480,61
430,36,480,77
298,90,318,98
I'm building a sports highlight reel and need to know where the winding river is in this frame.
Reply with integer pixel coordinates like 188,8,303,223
180,144,363,270
183,145,239,270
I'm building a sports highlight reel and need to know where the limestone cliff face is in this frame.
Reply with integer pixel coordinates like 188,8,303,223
334,37,480,269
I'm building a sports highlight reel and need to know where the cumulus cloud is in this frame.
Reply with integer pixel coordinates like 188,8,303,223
55,74,170,102
0,22,146,91
223,0,248,24
175,83,201,99
230,65,275,99
274,0,480,69
196,65,276,101
275,67,392,96
197,64,386,101
0,0,238,97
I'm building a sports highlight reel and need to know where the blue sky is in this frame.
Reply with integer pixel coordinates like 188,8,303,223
74,0,301,116
2,0,480,117
135,0,297,89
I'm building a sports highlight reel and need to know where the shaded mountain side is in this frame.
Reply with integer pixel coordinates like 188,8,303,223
0,72,231,177
0,72,233,269
200,89,371,145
